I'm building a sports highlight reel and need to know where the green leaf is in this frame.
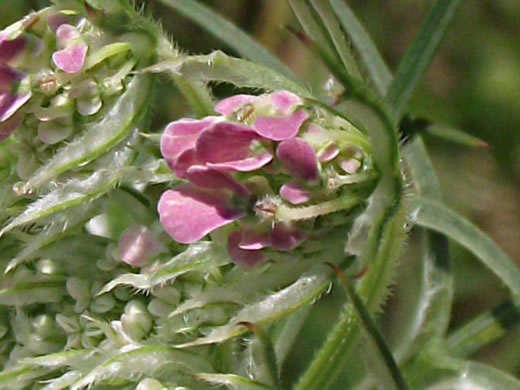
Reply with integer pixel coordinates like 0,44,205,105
287,0,338,61
157,0,295,81
410,196,520,301
145,51,311,98
309,0,362,79
20,74,153,193
4,201,104,273
0,365,49,390
70,345,214,390
195,373,274,390
329,0,392,97
446,298,520,357
97,242,229,294
407,355,520,390
332,266,409,390
386,0,464,119
425,125,489,148
176,262,336,348
271,305,311,364
0,275,66,305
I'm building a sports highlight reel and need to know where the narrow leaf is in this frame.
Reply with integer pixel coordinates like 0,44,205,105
386,0,464,119
287,0,338,61
330,264,409,390
410,196,520,300
310,0,362,79
157,0,295,80
446,298,520,357
329,0,393,96
176,263,335,348
195,373,274,390
145,51,311,98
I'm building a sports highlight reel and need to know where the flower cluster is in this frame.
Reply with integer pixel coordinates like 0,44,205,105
159,91,377,266
0,4,151,178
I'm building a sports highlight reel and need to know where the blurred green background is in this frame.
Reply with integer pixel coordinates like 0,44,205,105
3,0,519,386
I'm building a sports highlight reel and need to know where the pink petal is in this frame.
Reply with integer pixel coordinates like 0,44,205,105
276,138,319,181
253,109,309,141
270,90,301,113
172,149,203,179
196,121,259,163
270,223,305,251
317,143,339,162
206,152,273,172
280,182,311,205
186,166,249,197
52,42,87,73
118,225,160,267
215,94,256,115
158,185,243,244
339,158,361,174
160,117,217,170
0,112,23,140
227,231,265,267
55,24,80,46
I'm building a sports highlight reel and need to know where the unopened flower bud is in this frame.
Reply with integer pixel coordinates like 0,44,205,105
136,378,167,390
121,300,153,341
118,224,162,267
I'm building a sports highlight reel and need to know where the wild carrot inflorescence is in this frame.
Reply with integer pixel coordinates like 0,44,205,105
159,90,378,266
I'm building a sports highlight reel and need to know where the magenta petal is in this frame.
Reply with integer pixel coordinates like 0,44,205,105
52,42,87,73
238,230,270,250
253,109,309,141
158,185,243,244
276,138,319,181
196,121,259,163
280,182,311,205
118,224,160,267
160,117,217,169
0,63,24,88
270,90,301,113
206,152,273,172
227,231,265,267
186,166,249,197
270,223,305,250
0,91,31,122
215,94,256,115
0,35,26,63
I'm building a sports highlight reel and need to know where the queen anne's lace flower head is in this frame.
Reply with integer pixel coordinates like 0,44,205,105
159,90,377,267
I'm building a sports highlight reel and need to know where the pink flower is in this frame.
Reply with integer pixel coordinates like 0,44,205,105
52,24,87,74
157,90,338,266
